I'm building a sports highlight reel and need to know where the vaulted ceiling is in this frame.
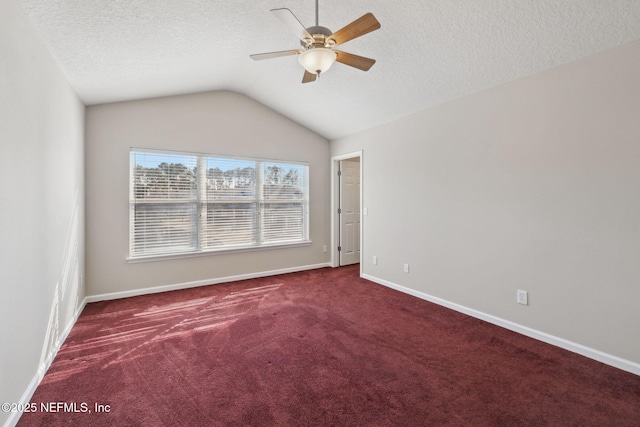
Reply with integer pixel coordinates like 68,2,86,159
18,0,640,139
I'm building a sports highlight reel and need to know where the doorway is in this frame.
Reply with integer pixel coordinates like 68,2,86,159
331,151,363,269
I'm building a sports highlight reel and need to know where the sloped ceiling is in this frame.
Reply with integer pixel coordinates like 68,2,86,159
17,0,640,139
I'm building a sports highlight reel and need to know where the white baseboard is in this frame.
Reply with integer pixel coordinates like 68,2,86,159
362,273,640,377
4,297,88,427
87,262,332,303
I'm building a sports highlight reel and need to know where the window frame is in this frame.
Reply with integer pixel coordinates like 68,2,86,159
128,148,311,262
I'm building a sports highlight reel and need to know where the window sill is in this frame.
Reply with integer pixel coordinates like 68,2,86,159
127,240,312,263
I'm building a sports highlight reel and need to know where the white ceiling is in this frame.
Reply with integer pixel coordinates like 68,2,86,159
17,0,640,140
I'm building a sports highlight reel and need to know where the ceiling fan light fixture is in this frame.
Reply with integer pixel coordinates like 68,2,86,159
298,48,337,75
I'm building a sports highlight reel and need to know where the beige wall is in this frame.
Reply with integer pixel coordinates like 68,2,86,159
0,1,86,425
331,40,640,365
85,91,330,297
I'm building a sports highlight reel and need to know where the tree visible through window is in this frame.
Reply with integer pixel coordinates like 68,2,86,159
130,150,309,258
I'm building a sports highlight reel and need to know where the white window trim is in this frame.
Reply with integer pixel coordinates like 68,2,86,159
128,148,311,262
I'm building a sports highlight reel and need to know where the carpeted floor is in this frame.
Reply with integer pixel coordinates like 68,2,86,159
18,265,640,426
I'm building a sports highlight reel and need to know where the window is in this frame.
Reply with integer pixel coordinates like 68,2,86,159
129,149,309,259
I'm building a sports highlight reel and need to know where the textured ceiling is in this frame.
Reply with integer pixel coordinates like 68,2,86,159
17,0,640,139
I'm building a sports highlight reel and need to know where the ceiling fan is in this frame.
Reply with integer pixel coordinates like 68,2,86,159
250,0,381,83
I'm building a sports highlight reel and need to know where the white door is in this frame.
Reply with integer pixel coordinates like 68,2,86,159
339,159,360,266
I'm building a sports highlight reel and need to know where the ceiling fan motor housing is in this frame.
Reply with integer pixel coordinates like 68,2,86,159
301,26,335,49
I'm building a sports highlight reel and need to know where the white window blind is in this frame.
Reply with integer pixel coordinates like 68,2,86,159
130,152,198,256
261,162,306,244
130,150,309,259
205,158,257,248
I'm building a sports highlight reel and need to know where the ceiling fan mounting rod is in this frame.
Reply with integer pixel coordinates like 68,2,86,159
304,0,333,49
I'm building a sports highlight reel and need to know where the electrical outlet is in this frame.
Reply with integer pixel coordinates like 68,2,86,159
403,263,409,273
372,256,378,265
517,290,528,305
322,245,327,253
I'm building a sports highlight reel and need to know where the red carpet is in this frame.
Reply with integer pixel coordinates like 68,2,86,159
19,265,640,426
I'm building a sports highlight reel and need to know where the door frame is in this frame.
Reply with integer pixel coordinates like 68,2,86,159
331,150,363,272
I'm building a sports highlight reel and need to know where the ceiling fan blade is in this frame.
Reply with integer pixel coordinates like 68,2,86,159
271,8,313,42
329,13,381,46
335,51,376,71
250,49,302,61
302,70,317,84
